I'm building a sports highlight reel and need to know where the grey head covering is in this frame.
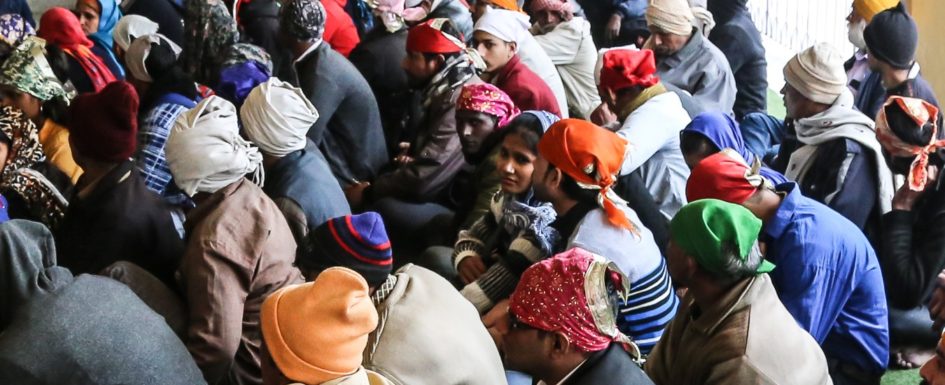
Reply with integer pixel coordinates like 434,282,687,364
0,219,72,329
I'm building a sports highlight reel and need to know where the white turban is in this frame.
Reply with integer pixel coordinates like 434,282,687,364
241,78,319,157
474,7,530,47
125,33,182,82
166,96,264,197
646,0,695,36
112,15,160,52
783,42,847,105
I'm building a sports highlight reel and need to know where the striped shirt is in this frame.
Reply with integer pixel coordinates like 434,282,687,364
617,257,679,355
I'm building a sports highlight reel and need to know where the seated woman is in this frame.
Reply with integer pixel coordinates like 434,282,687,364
74,0,125,78
0,36,83,184
36,7,117,93
875,96,945,368
680,111,788,184
452,111,560,315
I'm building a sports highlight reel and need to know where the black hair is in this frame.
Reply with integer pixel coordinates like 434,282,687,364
501,113,544,153
885,101,945,167
549,167,599,205
679,131,718,156
419,19,464,62
140,39,199,109
39,45,70,125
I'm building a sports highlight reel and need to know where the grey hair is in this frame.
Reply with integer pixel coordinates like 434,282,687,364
710,241,764,285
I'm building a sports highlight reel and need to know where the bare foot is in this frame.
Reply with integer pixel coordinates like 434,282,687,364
893,346,935,369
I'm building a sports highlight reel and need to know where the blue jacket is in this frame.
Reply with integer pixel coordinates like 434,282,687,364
764,183,889,373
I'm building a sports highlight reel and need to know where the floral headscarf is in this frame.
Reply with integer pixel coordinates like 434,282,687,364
0,36,71,103
0,106,68,229
0,14,35,61
457,83,521,128
280,0,326,43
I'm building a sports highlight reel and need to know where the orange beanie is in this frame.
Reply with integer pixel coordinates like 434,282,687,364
261,267,379,384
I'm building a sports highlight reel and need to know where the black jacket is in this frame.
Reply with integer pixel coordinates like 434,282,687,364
349,28,411,153
708,0,767,119
55,160,184,285
881,175,945,308
291,44,388,184
565,343,655,385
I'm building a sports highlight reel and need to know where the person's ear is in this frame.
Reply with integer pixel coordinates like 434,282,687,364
549,167,563,190
508,42,518,56
550,331,573,357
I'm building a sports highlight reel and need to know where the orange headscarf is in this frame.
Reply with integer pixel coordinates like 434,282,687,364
537,119,634,231
487,0,523,12
876,96,944,191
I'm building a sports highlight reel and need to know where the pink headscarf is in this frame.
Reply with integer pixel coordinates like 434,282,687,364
456,83,521,128
509,248,639,356
529,0,573,20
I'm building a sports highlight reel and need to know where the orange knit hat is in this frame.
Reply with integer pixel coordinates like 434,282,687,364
261,267,379,384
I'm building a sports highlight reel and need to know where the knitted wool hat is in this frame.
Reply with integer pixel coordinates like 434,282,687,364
864,2,917,70
297,212,393,287
783,42,846,105
68,81,139,162
261,267,378,384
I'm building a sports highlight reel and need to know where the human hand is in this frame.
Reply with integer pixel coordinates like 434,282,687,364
893,165,938,211
393,142,414,165
606,14,622,42
344,181,371,211
458,255,487,284
590,103,617,127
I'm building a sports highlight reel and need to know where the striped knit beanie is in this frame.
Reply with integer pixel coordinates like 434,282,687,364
297,212,393,287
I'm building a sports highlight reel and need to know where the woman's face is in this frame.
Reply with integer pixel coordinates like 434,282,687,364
75,3,100,35
497,131,536,195
0,86,42,121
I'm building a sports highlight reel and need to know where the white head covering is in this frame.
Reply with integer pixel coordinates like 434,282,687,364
166,96,264,197
112,15,160,52
124,33,182,82
646,0,695,36
474,7,530,47
783,42,847,105
241,78,319,157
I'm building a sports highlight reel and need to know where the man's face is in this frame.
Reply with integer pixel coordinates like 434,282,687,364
780,82,809,120
502,311,552,376
402,51,441,89
921,336,945,385
649,26,690,57
530,154,555,202
666,241,695,288
456,110,498,159
534,9,563,32
473,30,516,73
473,0,490,21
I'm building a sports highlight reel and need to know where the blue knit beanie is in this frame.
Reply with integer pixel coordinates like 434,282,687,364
297,212,393,287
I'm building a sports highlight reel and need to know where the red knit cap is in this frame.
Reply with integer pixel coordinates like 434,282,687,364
68,81,139,163
406,18,465,54
686,150,766,204
599,49,660,93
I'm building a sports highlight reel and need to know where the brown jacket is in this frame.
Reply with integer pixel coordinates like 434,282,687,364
645,274,832,385
180,178,303,385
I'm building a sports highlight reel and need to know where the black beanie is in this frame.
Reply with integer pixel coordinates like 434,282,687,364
864,2,918,69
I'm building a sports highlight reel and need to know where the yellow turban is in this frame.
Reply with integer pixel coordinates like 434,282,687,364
853,0,899,22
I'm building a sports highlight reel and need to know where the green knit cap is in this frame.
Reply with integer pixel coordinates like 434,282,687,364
670,199,774,275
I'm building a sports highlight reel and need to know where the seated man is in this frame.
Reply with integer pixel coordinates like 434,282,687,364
598,48,690,219
280,0,388,185
706,0,767,120
529,0,601,119
55,81,183,286
778,42,892,238
295,212,508,385
241,77,351,244
503,248,655,384
646,199,831,384
645,0,735,113
687,150,889,385
166,96,304,385
0,220,205,385
472,9,562,117
260,267,393,385
532,118,677,354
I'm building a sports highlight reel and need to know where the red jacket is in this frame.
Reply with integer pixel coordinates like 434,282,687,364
492,55,562,117
322,0,360,57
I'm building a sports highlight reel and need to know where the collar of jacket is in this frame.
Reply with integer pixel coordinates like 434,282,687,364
688,275,759,335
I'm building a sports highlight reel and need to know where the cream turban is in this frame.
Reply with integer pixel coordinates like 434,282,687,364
783,42,846,105
125,33,182,83
166,96,264,197
113,15,159,52
241,78,319,157
474,7,531,46
646,0,695,36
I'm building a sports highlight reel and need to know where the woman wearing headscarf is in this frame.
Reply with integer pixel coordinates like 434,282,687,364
680,111,788,184
111,14,159,59
164,95,303,385
37,7,118,93
451,111,561,315
181,0,239,85
0,106,69,230
73,0,125,77
0,220,206,385
0,36,83,184
0,14,34,63
123,33,198,204
875,96,945,366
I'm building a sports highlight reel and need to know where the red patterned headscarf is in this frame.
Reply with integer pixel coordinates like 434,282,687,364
37,7,116,92
509,248,639,357
456,83,521,128
686,149,768,204
875,96,944,191
538,119,633,231
529,0,573,21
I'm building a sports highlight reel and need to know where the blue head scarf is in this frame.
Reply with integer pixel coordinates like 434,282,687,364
88,0,121,48
521,110,560,132
683,111,788,184
215,60,270,109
